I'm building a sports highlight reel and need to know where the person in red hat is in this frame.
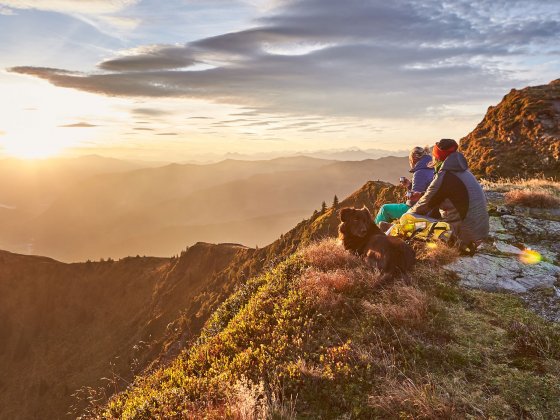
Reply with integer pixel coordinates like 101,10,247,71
408,138,489,253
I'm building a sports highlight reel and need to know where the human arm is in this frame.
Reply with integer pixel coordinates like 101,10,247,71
408,171,446,215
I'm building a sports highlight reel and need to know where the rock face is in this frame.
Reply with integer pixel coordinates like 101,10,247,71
445,190,560,322
460,79,560,179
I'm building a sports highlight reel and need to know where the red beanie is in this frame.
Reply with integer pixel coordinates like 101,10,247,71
433,139,458,161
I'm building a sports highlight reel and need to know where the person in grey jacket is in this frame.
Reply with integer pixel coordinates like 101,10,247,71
408,138,489,253
374,146,434,225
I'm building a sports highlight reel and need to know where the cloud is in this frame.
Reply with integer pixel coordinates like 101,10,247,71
8,0,560,118
0,4,14,14
99,45,197,71
58,122,98,127
0,0,138,15
132,107,170,117
156,132,178,135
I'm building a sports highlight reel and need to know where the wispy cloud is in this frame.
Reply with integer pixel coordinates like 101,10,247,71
0,0,139,15
132,107,170,117
7,0,560,120
0,0,141,31
58,122,98,127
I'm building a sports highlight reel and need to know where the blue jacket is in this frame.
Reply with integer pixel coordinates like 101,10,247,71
407,155,434,206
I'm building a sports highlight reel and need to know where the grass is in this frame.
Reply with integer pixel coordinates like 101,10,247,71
97,238,560,419
481,177,560,195
504,189,560,208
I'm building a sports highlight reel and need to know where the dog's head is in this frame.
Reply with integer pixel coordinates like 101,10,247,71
339,206,374,238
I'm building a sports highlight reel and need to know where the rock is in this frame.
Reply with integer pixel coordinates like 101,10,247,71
446,195,560,321
501,215,560,240
445,254,560,293
494,241,521,255
488,216,514,241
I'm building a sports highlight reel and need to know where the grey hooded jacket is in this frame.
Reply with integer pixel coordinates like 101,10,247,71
409,152,489,244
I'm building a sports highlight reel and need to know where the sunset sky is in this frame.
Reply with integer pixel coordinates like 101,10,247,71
1,0,559,161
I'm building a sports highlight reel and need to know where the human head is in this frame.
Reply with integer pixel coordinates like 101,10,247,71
409,146,429,168
432,138,458,162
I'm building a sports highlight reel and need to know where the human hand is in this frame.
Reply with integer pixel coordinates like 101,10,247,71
399,177,411,188
409,191,423,202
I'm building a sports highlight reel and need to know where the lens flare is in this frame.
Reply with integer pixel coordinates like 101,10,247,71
519,249,542,265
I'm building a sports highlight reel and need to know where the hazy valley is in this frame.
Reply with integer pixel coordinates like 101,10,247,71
0,155,408,262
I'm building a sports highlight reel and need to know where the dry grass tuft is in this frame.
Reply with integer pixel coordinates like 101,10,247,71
369,377,457,419
300,267,382,309
416,241,461,266
504,189,560,208
507,321,560,359
299,269,351,309
299,238,361,271
481,177,560,193
227,376,297,420
364,285,430,326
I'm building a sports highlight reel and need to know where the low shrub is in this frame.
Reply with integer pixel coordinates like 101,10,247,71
504,189,560,208
299,238,361,271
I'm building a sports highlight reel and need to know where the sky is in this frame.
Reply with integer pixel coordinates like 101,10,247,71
0,0,559,161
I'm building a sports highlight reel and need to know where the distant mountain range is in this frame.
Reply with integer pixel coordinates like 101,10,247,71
185,147,409,163
0,155,409,261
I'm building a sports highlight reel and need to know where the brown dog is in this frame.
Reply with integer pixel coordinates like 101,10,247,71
338,206,415,274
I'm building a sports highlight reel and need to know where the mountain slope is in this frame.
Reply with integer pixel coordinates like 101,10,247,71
0,181,402,420
460,78,560,179
0,244,252,420
100,184,560,419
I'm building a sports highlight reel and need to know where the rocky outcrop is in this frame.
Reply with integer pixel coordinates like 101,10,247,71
460,79,560,179
445,190,560,322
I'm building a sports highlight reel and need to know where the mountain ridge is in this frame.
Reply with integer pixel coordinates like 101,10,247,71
461,78,560,179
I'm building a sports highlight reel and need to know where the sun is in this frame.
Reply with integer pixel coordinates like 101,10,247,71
2,137,66,159
1,128,72,159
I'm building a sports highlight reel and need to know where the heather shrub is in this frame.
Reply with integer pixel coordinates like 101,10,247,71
299,266,382,309
299,238,361,271
374,285,430,325
504,189,560,208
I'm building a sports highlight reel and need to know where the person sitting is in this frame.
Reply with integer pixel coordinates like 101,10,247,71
407,138,489,253
375,146,434,229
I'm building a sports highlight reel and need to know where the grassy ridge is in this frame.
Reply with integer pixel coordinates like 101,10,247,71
99,238,560,419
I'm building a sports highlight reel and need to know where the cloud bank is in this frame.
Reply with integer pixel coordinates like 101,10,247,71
8,0,560,118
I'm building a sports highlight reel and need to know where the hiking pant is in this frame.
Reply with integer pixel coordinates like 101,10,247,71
374,203,410,224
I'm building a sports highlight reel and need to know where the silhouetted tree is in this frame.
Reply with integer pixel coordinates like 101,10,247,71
321,201,327,213
332,195,339,208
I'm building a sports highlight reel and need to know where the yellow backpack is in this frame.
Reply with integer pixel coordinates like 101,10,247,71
388,213,454,243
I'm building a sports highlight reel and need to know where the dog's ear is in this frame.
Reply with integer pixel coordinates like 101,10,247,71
339,207,352,222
